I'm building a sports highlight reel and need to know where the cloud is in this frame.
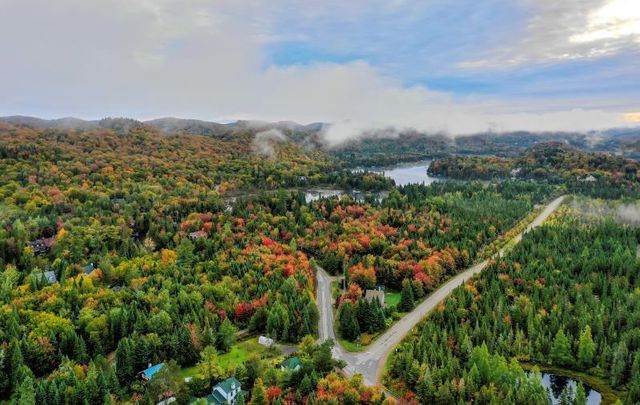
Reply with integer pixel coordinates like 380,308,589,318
461,0,640,69
0,0,637,145
252,129,287,157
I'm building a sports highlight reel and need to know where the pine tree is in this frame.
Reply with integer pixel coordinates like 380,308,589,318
115,338,135,384
550,329,573,367
251,378,267,405
338,303,360,341
216,318,236,352
15,375,35,405
398,280,415,312
574,383,587,405
577,325,596,369
558,384,574,405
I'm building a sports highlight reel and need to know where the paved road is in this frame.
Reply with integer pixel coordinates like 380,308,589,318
316,195,565,386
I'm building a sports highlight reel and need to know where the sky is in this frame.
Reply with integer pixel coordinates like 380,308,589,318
1,0,639,139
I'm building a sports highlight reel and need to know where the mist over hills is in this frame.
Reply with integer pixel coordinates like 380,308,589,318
2,115,639,163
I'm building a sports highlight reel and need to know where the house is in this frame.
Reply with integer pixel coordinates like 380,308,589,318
83,263,96,275
364,289,385,306
258,336,274,347
33,270,57,285
280,356,302,372
582,175,597,182
207,377,242,404
138,363,165,382
27,237,55,255
189,230,207,240
43,271,58,284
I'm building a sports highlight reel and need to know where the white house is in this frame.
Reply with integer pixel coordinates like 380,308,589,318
208,377,242,404
258,335,274,347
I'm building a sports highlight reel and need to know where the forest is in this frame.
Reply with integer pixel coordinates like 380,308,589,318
386,204,640,404
428,143,640,199
0,124,396,404
1,121,639,404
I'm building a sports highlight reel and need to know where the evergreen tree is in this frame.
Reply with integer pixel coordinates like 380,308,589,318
550,329,573,367
574,383,587,405
577,325,596,369
338,303,360,341
251,378,267,405
15,375,35,405
216,318,236,353
558,384,573,405
398,280,415,312
115,338,135,385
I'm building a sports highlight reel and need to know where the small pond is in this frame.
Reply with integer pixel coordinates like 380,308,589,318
540,372,602,404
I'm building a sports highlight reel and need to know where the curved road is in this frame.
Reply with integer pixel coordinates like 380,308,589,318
316,195,565,385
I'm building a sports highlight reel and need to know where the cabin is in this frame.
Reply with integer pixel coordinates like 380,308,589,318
578,174,598,183
33,270,57,285
188,230,207,240
258,336,274,347
28,237,55,255
83,263,96,275
280,356,302,372
138,363,165,382
364,288,385,306
207,377,242,404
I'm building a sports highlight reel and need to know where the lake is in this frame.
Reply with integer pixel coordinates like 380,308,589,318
304,161,438,203
369,160,439,187
227,161,441,205
540,372,602,404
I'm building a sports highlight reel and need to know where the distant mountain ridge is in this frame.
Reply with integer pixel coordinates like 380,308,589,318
1,115,639,161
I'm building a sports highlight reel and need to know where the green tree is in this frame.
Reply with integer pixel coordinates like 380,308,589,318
251,377,267,405
338,303,360,341
550,329,573,367
574,383,587,405
197,346,222,386
398,279,415,312
577,325,596,369
216,319,236,353
14,375,35,405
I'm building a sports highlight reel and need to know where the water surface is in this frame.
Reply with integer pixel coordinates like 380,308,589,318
540,372,602,404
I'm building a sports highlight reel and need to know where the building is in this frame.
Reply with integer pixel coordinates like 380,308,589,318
207,377,242,404
138,363,165,382
33,270,57,285
258,336,274,347
83,263,96,275
28,237,55,255
364,289,385,306
188,230,208,240
280,356,302,372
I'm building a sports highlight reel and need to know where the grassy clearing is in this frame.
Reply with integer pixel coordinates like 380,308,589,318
384,291,401,308
338,337,365,352
179,339,274,379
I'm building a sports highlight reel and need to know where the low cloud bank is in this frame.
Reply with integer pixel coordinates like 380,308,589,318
252,129,287,158
570,199,640,226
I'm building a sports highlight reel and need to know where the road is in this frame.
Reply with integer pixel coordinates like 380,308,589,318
316,195,565,386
